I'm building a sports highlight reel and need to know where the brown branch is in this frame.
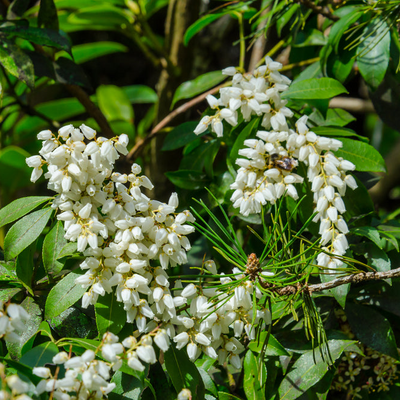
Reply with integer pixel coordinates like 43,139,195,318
64,84,114,138
329,97,375,113
294,0,339,21
126,82,226,161
270,267,400,296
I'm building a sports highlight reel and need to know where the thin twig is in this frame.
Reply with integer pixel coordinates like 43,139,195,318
64,84,114,138
294,0,339,21
126,82,227,161
270,267,400,296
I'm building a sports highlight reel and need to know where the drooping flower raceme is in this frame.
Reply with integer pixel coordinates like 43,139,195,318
194,59,357,270
26,125,195,329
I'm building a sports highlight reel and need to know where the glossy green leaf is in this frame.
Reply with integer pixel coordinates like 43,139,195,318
249,332,289,356
165,170,210,190
172,71,226,107
328,7,363,53
353,242,391,274
0,145,32,191
334,138,386,172
45,270,88,319
218,393,242,400
326,41,356,84
7,0,31,19
293,62,322,83
321,109,355,127
164,344,205,400
4,207,53,261
184,13,225,45
43,221,67,277
282,78,347,99
122,85,158,104
36,98,85,120
230,117,260,164
346,303,398,359
95,292,126,335
38,0,59,31
67,5,133,27
109,370,145,400
198,367,218,396
244,350,266,400
352,226,383,249
0,26,70,53
20,341,59,369
162,121,204,151
294,29,327,47
312,126,367,142
72,41,128,64
0,43,34,88
0,196,52,229
16,243,35,293
276,4,300,36
180,140,219,173
278,340,356,400
97,85,134,122
357,17,391,90
144,0,169,17
53,57,91,88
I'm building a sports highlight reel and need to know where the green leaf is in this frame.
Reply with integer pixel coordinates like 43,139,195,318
57,242,77,259
0,196,52,229
172,71,226,107
20,342,59,368
294,29,327,48
328,7,363,53
36,97,85,120
326,41,356,84
16,243,35,293
352,226,383,249
357,17,391,90
184,13,225,45
346,303,398,359
6,297,42,359
97,85,134,122
312,126,367,142
122,85,158,104
293,62,322,83
4,207,53,261
165,170,210,191
353,242,391,274
95,292,126,335
0,145,32,191
276,4,300,36
198,367,218,396
249,333,289,356
244,350,266,400
311,109,355,127
144,0,169,17
43,221,67,277
218,393,243,400
162,121,204,151
180,140,219,173
38,0,59,31
230,117,260,164
0,42,34,88
67,5,133,27
0,26,70,53
109,370,145,400
278,340,356,400
53,57,91,88
0,288,22,302
7,0,31,19
45,270,88,319
320,272,349,308
281,78,347,100
334,138,386,172
72,41,128,64
164,344,205,400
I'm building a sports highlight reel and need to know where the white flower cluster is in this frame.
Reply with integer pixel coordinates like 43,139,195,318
171,262,271,368
0,331,169,400
26,125,195,325
194,60,358,268
0,301,30,344
0,363,34,400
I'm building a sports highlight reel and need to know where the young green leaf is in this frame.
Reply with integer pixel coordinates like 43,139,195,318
243,350,266,400
122,85,158,104
0,196,52,229
72,41,128,64
4,207,53,261
97,85,134,122
184,13,225,45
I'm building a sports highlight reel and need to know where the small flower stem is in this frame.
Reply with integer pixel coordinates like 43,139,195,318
236,12,246,70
